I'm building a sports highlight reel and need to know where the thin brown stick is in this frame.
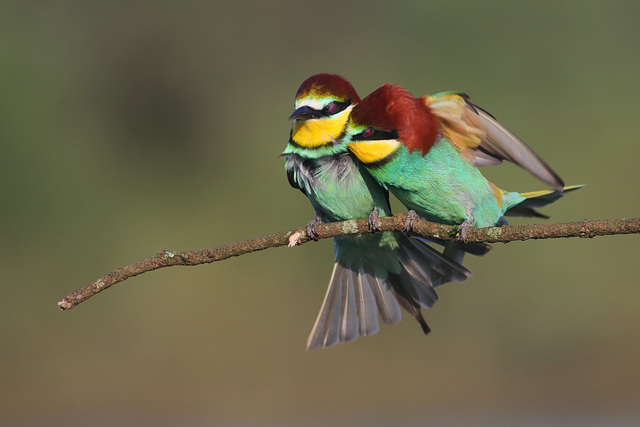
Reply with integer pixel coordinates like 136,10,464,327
58,216,640,311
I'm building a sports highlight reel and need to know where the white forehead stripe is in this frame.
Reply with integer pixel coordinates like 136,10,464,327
295,97,330,111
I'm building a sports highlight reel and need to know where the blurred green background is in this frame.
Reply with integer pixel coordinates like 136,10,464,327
2,1,639,425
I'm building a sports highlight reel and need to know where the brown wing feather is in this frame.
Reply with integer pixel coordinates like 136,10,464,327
464,100,564,190
426,94,564,190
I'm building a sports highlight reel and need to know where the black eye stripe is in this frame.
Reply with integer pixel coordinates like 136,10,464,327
321,99,351,116
351,128,399,141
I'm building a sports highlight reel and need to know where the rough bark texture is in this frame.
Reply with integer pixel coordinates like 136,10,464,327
58,216,640,311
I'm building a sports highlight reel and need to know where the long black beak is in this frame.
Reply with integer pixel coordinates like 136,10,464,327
289,105,319,120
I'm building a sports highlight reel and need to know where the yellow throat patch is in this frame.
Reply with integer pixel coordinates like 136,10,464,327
290,108,351,148
348,139,401,165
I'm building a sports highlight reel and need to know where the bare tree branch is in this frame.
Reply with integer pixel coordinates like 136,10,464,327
58,216,640,311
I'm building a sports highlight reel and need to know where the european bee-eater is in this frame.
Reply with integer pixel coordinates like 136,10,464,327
282,74,470,349
345,83,577,243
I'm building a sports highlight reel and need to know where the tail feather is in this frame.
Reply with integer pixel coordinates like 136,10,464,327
414,236,492,268
339,269,358,343
395,266,439,308
352,268,379,337
505,184,583,218
361,266,402,325
321,279,342,348
399,235,471,287
389,278,431,335
394,235,470,308
394,247,439,307
306,233,471,350
307,262,387,350
306,264,345,349
392,236,472,334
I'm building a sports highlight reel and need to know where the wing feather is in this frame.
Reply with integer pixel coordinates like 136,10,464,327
426,93,564,190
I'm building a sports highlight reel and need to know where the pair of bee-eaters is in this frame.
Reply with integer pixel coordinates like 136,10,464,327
282,74,577,350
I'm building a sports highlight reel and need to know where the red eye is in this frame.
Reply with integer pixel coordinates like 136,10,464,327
362,128,374,138
326,102,337,113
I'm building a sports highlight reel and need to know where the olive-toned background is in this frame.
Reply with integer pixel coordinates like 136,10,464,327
3,1,639,425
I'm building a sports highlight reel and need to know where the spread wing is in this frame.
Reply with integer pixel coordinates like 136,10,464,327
424,92,564,191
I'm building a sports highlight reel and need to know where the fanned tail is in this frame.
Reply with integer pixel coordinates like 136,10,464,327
390,234,471,333
306,261,401,349
306,233,470,349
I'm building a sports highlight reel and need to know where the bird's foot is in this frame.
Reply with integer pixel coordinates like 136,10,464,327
403,210,418,235
457,219,473,242
367,209,380,233
305,220,321,241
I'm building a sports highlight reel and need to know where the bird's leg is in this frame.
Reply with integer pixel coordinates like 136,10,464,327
457,218,473,242
403,210,418,234
367,208,380,233
305,212,323,241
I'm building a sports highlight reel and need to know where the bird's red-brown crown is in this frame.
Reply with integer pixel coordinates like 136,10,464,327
295,74,361,103
351,83,440,155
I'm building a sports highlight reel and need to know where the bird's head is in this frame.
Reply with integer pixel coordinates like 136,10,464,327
347,83,440,165
288,74,360,149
